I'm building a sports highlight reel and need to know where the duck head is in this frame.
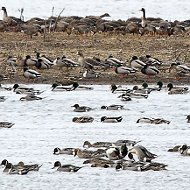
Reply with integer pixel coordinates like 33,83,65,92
52,161,61,169
71,104,80,108
53,147,61,155
179,144,188,154
83,141,92,148
142,82,148,89
157,81,163,89
1,159,8,166
167,83,173,91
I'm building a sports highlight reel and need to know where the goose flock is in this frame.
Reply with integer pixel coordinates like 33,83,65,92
0,81,189,177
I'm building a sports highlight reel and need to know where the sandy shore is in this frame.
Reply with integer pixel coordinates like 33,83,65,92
0,32,190,85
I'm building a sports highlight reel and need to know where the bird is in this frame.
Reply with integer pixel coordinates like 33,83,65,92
0,122,14,128
36,52,54,68
20,94,44,101
167,83,189,94
129,56,146,70
83,70,99,78
110,84,131,94
167,145,181,152
51,82,78,91
52,161,82,172
83,141,112,148
0,96,7,102
105,54,125,67
73,148,103,159
186,115,190,123
144,55,162,65
136,117,170,124
7,56,17,72
170,62,190,74
115,66,137,76
101,104,124,110
179,144,190,156
101,116,123,123
141,64,159,76
141,81,163,92
23,64,41,80
140,8,147,28
129,145,157,162
23,55,38,67
72,116,94,123
53,147,74,155
71,104,92,112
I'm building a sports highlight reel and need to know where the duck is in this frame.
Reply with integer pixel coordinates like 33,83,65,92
4,163,30,175
170,62,190,74
114,139,141,147
132,85,149,94
129,56,146,70
53,147,74,155
136,117,170,124
72,116,94,123
106,143,128,160
0,96,7,102
101,104,124,110
179,144,190,156
84,158,114,168
53,56,79,69
20,94,44,101
23,64,41,80
83,141,112,148
186,115,190,123
12,83,43,95
140,162,167,171
51,82,78,91
110,84,131,94
36,52,54,68
167,83,189,94
83,70,99,78
115,66,137,76
71,104,92,112
141,64,159,76
7,55,17,72
167,145,181,152
0,122,14,128
144,55,162,65
73,148,103,159
23,55,38,67
0,84,12,91
115,161,143,171
101,116,123,123
105,54,125,67
128,145,157,162
52,161,82,172
142,81,163,92
118,94,132,101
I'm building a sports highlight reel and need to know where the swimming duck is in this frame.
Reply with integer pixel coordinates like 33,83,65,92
20,94,44,101
129,56,146,70
136,117,170,124
72,116,94,123
52,161,82,172
101,116,123,123
111,84,131,94
129,145,157,162
167,145,181,152
142,81,163,92
4,163,30,175
167,83,189,94
51,82,78,91
83,141,112,148
53,147,74,155
141,64,159,76
186,115,190,123
23,64,41,80
0,96,7,102
13,84,43,95
71,104,92,112
101,104,124,110
0,122,14,128
179,144,190,156
118,94,132,101
132,85,149,94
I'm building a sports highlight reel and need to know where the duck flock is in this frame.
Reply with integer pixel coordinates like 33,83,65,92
0,81,190,176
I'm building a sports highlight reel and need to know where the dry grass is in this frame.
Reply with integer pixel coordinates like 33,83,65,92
1,32,190,85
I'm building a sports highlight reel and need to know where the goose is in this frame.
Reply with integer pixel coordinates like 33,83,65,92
53,147,74,155
115,66,137,76
136,117,170,124
129,145,157,162
72,116,94,123
167,83,189,94
179,144,190,156
23,64,41,80
77,51,100,69
101,104,124,110
101,116,123,123
20,94,44,101
140,8,147,28
0,122,14,128
141,64,159,76
186,115,190,123
129,56,146,70
52,161,82,172
83,141,112,148
71,104,92,112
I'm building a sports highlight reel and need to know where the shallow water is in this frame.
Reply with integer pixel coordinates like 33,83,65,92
0,0,190,21
0,84,190,190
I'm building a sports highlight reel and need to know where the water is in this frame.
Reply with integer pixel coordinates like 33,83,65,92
0,0,190,21
0,84,190,190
